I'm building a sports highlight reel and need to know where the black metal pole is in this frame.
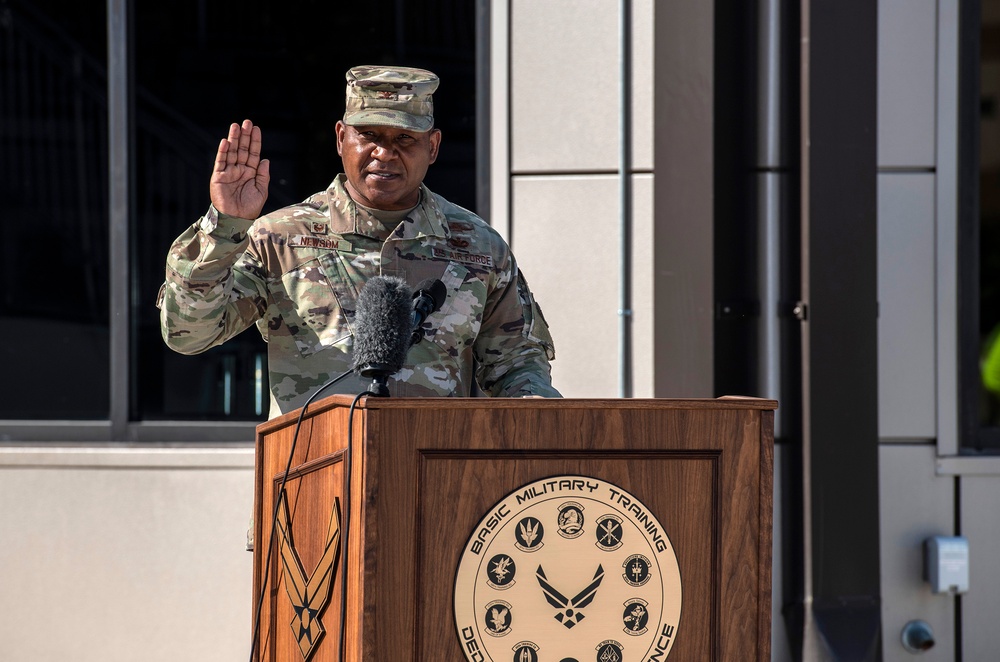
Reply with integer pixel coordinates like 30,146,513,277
797,0,881,658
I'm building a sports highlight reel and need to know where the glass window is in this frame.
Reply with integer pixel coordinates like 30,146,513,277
968,0,1000,449
133,0,477,421
0,0,476,432
0,1,109,419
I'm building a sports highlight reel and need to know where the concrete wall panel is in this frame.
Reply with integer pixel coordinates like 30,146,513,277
510,0,653,172
879,445,956,661
878,0,937,167
960,475,1000,658
878,173,936,438
0,450,254,662
511,174,653,397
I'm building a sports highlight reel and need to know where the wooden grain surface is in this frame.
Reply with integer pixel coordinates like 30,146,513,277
254,398,775,662
254,406,361,662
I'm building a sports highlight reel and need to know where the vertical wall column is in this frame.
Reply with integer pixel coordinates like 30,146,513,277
652,0,715,397
798,0,881,659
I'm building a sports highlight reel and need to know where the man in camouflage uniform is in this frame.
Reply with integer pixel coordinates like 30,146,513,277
158,66,559,418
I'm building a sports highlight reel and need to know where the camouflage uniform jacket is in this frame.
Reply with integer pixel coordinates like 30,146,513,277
158,175,559,418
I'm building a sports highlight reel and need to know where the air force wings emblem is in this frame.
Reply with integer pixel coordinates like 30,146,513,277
534,564,605,628
275,490,342,660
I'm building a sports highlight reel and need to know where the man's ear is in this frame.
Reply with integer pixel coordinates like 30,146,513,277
428,128,442,164
335,121,346,156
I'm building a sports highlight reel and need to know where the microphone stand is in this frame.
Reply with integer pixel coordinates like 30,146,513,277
356,363,393,397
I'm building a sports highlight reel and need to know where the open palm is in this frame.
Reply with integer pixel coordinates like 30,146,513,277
209,119,270,219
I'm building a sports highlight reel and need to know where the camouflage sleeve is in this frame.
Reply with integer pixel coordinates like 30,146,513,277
157,205,268,355
475,255,561,398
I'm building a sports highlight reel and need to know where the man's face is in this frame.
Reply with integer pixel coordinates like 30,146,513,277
336,121,441,211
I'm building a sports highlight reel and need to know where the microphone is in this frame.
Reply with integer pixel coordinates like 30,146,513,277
352,276,413,396
410,278,447,346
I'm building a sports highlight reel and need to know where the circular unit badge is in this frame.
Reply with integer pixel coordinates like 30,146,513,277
454,476,682,662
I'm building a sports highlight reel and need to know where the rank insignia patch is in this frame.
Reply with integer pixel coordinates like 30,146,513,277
454,475,682,661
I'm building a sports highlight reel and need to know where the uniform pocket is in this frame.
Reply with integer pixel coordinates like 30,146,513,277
434,261,486,339
400,261,484,395
272,256,352,357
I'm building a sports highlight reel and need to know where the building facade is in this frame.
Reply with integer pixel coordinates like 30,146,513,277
1,0,997,660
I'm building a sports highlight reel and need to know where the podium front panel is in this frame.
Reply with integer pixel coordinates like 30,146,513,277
360,400,773,662
255,398,773,662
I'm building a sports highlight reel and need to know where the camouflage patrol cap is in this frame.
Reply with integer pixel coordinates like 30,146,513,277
343,65,439,132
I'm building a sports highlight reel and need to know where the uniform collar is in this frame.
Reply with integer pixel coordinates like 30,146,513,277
325,174,450,240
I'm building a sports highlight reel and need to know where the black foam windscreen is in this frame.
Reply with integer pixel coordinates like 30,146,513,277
352,276,413,376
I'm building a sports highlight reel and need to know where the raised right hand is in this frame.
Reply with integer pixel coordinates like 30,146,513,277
209,119,270,219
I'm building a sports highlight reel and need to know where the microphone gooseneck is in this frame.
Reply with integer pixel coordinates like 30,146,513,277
352,276,413,396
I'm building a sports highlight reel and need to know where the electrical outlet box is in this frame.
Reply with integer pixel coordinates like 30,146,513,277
926,535,969,594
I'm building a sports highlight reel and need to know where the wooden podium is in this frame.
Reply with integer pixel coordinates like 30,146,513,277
252,397,776,662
